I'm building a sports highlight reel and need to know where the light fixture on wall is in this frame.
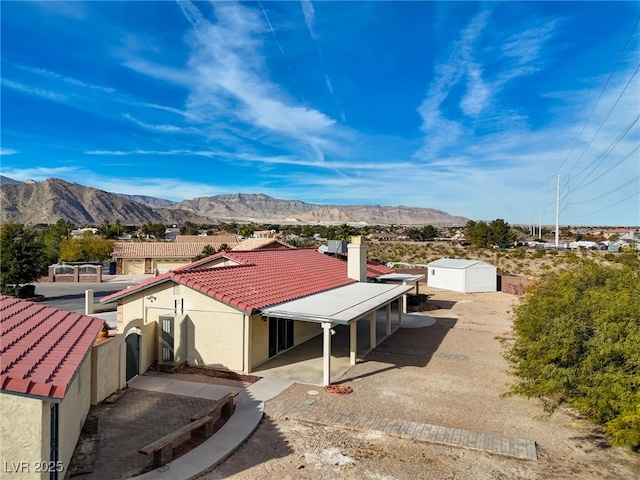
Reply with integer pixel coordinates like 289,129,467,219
145,295,156,302
330,328,336,336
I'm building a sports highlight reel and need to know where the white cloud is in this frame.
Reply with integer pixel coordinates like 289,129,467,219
122,113,203,135
11,63,115,93
1,78,67,102
0,148,18,155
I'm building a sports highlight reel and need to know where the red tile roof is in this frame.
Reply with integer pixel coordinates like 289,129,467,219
0,296,104,400
102,249,356,313
112,239,239,259
366,261,395,276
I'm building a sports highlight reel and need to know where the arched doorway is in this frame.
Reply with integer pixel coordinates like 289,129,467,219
125,330,141,382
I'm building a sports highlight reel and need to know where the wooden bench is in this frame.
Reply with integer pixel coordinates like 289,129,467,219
191,391,238,422
139,392,238,467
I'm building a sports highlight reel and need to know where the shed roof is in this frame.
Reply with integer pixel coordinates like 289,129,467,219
0,296,103,401
101,249,356,314
427,258,495,269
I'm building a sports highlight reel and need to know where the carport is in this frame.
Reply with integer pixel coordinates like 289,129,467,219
262,282,413,386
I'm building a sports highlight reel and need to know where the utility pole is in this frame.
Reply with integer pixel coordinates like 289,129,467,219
555,174,561,249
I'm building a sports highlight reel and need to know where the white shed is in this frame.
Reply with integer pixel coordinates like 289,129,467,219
427,258,497,293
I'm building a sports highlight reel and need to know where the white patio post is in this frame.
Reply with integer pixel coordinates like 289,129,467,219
398,298,403,326
370,311,376,348
350,322,357,365
385,303,391,336
323,323,332,386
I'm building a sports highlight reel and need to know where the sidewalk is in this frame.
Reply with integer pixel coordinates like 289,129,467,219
129,374,293,479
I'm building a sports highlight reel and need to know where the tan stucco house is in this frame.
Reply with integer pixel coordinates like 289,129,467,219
102,244,412,386
112,235,239,275
0,296,105,480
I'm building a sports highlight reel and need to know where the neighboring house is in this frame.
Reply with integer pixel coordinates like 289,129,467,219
602,228,631,239
427,258,497,293
608,230,638,252
112,236,240,275
101,244,412,386
252,230,275,239
175,234,239,244
0,296,104,480
231,238,292,250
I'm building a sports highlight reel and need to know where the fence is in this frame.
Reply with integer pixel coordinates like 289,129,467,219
49,264,102,283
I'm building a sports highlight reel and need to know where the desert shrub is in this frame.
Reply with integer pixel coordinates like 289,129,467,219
504,260,640,449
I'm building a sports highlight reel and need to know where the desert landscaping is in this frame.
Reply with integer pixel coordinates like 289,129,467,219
196,286,639,479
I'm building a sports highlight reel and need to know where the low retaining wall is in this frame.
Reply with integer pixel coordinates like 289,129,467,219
48,265,102,283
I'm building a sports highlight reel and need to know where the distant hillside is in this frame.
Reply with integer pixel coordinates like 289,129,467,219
0,178,211,225
175,193,469,225
0,177,469,226
0,175,21,186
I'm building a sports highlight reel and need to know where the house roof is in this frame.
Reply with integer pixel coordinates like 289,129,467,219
112,241,236,259
231,238,291,250
102,249,356,314
427,258,495,269
366,261,395,276
175,235,239,244
0,296,104,401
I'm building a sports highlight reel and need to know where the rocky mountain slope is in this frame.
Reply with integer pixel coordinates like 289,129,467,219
1,177,469,226
1,178,210,225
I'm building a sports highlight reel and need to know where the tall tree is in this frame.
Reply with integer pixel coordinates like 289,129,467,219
141,221,166,239
0,222,44,295
59,233,114,262
180,221,200,235
39,219,75,266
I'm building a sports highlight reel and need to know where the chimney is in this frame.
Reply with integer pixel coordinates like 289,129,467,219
347,237,367,282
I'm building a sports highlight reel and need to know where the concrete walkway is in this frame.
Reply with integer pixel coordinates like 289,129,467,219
129,374,293,479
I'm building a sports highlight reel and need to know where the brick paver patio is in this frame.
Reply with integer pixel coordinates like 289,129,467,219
267,402,537,460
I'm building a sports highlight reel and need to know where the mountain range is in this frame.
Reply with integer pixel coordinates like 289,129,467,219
0,176,469,226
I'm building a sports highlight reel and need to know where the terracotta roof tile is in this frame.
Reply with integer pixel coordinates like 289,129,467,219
112,239,239,259
231,238,291,250
0,296,103,400
102,249,356,313
175,235,239,244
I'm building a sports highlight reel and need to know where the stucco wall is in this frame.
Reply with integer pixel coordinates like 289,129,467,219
118,281,246,372
91,335,126,405
294,320,321,346
464,266,497,293
0,394,49,480
251,316,269,368
58,354,92,478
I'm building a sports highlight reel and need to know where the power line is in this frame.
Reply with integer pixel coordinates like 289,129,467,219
554,16,640,175
563,190,639,219
571,143,640,193
566,175,639,205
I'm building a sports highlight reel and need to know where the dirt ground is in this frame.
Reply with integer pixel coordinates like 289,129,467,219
191,288,639,480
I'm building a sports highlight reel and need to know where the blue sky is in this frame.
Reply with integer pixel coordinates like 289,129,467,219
1,1,639,226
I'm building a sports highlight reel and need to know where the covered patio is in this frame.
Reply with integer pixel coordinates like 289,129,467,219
259,283,414,385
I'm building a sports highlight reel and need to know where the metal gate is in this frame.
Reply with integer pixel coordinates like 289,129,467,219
125,332,140,381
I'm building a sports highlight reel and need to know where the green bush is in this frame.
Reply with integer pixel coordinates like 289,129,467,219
15,284,36,298
504,260,640,449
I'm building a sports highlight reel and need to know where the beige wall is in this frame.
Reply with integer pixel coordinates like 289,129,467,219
118,281,247,372
250,315,269,368
0,394,49,480
58,354,92,479
294,320,321,346
91,335,126,405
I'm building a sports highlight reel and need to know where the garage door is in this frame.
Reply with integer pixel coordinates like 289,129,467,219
154,259,188,273
123,259,145,275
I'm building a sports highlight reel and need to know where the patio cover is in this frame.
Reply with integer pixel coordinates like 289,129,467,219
376,273,425,283
261,282,413,325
